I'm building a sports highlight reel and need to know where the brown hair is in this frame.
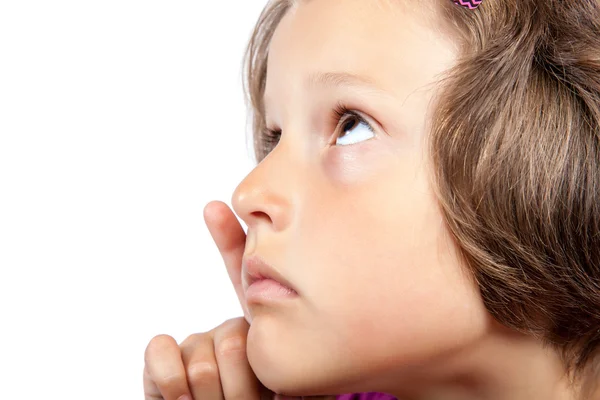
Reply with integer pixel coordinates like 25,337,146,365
243,0,600,392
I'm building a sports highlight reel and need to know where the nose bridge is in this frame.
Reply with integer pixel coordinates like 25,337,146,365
232,144,296,231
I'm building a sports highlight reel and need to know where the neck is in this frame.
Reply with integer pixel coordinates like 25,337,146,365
380,321,578,400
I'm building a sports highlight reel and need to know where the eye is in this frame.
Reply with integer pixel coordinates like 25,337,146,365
334,107,375,146
261,106,376,153
261,127,281,154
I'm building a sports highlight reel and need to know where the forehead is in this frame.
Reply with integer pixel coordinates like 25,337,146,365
265,0,457,105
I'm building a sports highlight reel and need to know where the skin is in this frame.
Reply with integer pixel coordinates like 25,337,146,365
143,0,579,399
228,0,577,399
143,203,331,400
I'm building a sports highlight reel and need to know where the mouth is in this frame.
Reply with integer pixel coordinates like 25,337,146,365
242,255,299,303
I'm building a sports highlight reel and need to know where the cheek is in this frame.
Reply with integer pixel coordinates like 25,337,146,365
244,153,490,395
321,139,392,185
298,155,488,363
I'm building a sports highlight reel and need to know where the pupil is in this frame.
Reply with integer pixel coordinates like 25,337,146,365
343,117,358,132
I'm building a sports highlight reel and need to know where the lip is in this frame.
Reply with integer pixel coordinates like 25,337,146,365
242,255,298,299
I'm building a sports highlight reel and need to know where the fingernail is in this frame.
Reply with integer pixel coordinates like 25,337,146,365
177,395,191,400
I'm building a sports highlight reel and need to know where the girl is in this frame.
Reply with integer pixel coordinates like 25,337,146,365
143,0,600,399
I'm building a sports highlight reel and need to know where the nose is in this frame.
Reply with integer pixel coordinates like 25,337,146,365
232,146,293,232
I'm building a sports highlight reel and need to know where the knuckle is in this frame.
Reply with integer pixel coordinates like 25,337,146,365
180,332,203,347
187,361,220,387
216,334,246,358
180,333,213,361
213,318,248,359
219,316,248,331
220,318,250,338
158,371,186,388
232,316,249,327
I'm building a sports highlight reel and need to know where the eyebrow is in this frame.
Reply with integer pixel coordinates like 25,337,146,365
263,71,390,108
306,71,387,94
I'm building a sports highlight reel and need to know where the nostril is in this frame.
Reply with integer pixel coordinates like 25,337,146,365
249,210,273,225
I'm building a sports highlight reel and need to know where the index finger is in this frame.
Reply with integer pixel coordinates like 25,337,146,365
203,200,251,322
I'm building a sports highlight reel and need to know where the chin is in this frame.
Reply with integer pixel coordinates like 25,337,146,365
246,314,346,397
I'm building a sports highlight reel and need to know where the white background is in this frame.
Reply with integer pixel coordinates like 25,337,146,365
0,1,267,398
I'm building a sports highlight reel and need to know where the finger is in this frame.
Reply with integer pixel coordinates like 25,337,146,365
203,200,250,321
143,364,163,400
180,332,224,400
144,334,192,400
213,318,261,400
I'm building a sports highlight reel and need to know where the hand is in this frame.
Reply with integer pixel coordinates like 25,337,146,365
143,317,277,400
142,201,286,400
142,201,333,400
202,201,335,400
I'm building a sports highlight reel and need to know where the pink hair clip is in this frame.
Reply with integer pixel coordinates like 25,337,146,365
454,0,482,9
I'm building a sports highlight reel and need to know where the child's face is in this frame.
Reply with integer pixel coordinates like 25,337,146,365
234,0,491,396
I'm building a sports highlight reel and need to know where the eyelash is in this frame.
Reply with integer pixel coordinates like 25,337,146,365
263,103,374,148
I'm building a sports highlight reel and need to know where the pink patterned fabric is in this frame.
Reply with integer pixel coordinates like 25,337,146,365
337,394,397,400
